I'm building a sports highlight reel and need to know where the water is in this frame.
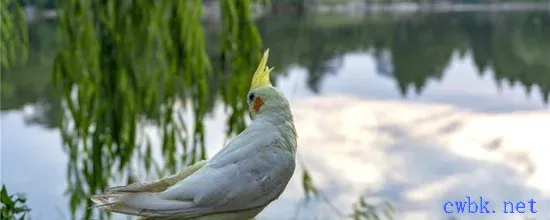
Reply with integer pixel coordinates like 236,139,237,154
1,11,550,220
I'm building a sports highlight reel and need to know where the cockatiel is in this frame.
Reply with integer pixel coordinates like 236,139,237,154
90,49,298,220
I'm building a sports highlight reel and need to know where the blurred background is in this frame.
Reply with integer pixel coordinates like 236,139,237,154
1,0,549,219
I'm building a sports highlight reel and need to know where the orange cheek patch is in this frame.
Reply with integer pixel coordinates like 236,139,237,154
253,97,264,114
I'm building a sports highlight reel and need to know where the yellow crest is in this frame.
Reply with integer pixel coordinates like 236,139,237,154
249,49,274,91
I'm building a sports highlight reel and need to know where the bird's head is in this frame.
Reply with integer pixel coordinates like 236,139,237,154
247,49,291,120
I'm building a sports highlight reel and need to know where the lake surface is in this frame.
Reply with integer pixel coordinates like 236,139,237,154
1,11,550,220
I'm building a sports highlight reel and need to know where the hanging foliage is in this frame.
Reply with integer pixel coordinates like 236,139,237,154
1,0,28,70
53,0,264,219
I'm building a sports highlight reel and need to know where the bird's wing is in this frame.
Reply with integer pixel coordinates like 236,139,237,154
157,128,296,218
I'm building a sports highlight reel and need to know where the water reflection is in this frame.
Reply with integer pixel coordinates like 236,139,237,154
272,94,550,220
0,20,59,128
256,12,550,103
1,10,549,220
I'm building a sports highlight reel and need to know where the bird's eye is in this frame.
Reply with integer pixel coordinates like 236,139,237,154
248,93,255,101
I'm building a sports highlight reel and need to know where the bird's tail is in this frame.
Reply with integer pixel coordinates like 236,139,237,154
90,191,193,218
90,160,208,218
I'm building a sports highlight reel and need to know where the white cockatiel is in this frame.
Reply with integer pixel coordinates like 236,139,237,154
90,49,298,220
